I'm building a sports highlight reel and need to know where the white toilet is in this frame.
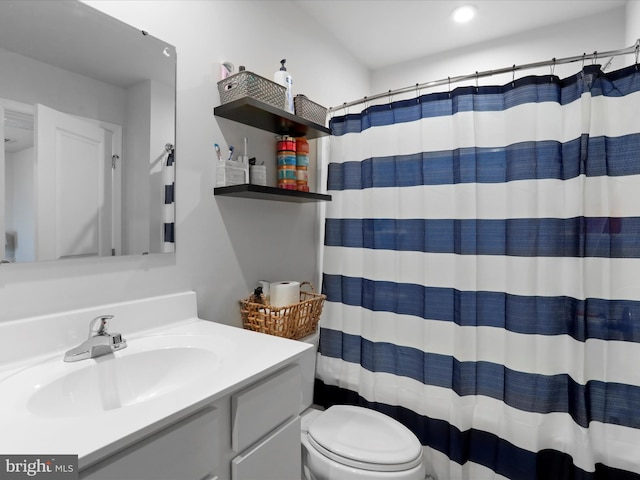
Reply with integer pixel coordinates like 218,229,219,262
298,332,426,480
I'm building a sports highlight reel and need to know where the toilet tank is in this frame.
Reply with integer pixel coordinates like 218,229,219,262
297,330,319,413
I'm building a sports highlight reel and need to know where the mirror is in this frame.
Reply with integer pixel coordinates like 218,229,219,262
0,0,176,263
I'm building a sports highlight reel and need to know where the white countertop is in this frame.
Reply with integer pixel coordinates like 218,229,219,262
0,316,312,469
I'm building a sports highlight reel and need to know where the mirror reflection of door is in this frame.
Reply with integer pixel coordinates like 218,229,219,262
36,103,110,261
3,100,122,262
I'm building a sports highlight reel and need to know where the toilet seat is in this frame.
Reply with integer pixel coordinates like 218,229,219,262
307,405,423,472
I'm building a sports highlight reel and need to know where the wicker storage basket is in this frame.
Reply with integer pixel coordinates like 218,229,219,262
240,282,325,340
294,95,328,126
218,71,286,110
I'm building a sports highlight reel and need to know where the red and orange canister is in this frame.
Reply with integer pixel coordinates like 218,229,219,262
295,137,309,154
277,135,297,190
276,137,296,152
295,137,309,192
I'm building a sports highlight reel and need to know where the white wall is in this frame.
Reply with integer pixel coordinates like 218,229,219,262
0,1,369,326
123,80,152,256
121,78,175,256
370,7,627,104
626,0,640,67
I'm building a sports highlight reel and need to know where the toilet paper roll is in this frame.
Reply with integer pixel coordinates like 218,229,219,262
270,281,300,307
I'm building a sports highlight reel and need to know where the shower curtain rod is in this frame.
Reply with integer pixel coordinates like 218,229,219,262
330,39,640,112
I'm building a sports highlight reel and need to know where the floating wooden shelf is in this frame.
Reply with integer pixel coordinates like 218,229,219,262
214,184,332,203
214,97,331,139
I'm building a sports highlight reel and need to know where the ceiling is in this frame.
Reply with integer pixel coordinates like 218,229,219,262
294,0,628,70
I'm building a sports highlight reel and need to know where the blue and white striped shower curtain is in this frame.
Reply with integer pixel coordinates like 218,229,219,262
315,64,640,480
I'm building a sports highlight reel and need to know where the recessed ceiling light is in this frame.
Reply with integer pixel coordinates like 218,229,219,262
452,4,477,23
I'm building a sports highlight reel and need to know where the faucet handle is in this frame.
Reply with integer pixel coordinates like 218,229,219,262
89,314,114,337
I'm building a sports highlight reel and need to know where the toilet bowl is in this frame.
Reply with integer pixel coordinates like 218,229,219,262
297,331,425,479
301,405,425,480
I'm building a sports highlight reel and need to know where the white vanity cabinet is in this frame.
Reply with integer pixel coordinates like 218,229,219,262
81,405,220,480
230,364,301,479
80,363,303,480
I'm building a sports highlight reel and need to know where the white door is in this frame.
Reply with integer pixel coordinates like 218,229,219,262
35,104,109,260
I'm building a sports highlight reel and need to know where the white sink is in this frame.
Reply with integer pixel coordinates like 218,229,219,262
1,333,234,418
0,293,314,467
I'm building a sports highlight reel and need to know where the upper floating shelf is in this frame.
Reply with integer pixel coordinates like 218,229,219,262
213,97,331,139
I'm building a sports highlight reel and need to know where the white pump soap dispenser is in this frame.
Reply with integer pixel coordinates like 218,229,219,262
273,58,294,114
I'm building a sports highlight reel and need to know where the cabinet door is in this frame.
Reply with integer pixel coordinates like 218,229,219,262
231,416,301,480
231,364,300,452
81,406,219,480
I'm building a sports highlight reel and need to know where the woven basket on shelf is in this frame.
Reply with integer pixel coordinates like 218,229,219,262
217,71,286,110
293,94,328,126
239,282,325,340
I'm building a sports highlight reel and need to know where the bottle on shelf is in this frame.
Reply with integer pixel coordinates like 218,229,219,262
273,59,294,114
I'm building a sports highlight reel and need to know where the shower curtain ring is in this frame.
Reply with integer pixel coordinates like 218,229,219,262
511,64,516,86
475,71,479,91
550,58,556,77
592,51,598,65
415,83,421,103
388,90,393,108
448,76,451,98
582,53,586,69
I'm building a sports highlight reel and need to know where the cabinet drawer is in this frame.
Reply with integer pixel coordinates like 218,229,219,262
81,406,219,480
231,416,301,480
232,364,300,452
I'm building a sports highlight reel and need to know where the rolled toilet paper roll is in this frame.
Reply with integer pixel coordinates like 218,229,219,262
270,281,300,307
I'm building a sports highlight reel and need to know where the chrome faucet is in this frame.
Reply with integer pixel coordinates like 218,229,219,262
64,314,127,362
